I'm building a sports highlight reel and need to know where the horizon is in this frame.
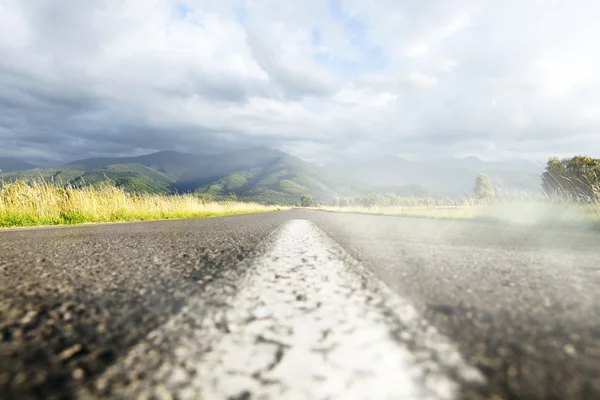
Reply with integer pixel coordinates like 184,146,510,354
0,147,555,169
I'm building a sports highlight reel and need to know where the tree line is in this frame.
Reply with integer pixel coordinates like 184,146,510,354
301,155,600,207
301,193,457,208
541,155,600,202
466,155,600,203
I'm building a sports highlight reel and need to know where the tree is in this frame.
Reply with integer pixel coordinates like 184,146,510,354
564,156,600,201
541,155,600,202
300,194,316,207
474,173,495,201
541,157,569,197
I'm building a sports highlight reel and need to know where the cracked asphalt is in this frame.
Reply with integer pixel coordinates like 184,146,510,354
2,209,600,399
88,220,482,400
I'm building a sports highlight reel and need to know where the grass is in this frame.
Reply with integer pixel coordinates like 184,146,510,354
0,180,286,228
322,204,478,219
4,177,599,231
321,197,600,230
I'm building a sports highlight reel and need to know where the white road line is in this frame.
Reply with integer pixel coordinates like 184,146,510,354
197,219,427,399
82,219,484,400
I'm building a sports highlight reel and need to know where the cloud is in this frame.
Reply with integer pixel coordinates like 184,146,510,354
438,59,458,72
1,0,600,165
406,72,438,88
406,43,429,59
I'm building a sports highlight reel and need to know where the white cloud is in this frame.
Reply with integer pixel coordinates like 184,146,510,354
438,59,458,72
406,42,429,58
406,72,438,88
1,0,600,163
531,59,586,96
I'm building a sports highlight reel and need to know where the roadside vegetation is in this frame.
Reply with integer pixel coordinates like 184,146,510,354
0,179,285,228
319,155,600,229
3,155,600,229
321,196,600,228
3,149,367,206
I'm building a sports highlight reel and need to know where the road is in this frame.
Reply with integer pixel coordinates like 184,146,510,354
1,209,600,399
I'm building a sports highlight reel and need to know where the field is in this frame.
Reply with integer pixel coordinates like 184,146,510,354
0,180,286,228
3,177,600,230
321,198,600,230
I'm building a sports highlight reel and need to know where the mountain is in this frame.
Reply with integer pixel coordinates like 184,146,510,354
4,149,544,201
195,152,368,203
64,147,300,187
4,148,368,204
329,156,543,197
0,158,37,173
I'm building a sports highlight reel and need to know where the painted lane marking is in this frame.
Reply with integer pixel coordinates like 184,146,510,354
81,219,484,400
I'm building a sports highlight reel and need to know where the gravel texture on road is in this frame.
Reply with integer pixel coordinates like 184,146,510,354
2,209,600,400
83,220,483,400
0,213,292,399
306,210,600,399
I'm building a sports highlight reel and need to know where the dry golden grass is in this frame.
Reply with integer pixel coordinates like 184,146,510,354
321,204,479,219
0,180,286,228
321,199,600,229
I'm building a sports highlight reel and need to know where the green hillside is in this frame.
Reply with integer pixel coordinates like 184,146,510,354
0,148,547,203
2,168,84,184
3,164,176,194
3,149,370,203
68,164,176,194
195,155,369,204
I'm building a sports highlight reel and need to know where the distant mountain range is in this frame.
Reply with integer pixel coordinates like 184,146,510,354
1,148,367,204
0,158,37,173
328,155,543,196
2,148,545,202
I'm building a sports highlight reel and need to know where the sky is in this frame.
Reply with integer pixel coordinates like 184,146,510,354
1,0,600,165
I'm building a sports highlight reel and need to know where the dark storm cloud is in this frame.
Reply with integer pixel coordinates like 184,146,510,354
0,72,231,163
245,33,340,100
158,69,275,104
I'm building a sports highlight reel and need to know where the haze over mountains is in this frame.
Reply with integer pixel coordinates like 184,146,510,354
328,155,543,196
3,148,366,203
3,148,544,202
0,158,37,173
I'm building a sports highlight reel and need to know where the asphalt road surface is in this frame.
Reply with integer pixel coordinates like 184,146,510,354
1,209,600,400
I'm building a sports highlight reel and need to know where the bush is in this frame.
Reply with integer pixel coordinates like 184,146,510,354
300,194,317,207
541,155,600,202
474,173,495,201
330,195,340,207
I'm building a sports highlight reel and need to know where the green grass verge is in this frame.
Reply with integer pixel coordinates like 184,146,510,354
321,201,600,231
0,180,286,228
